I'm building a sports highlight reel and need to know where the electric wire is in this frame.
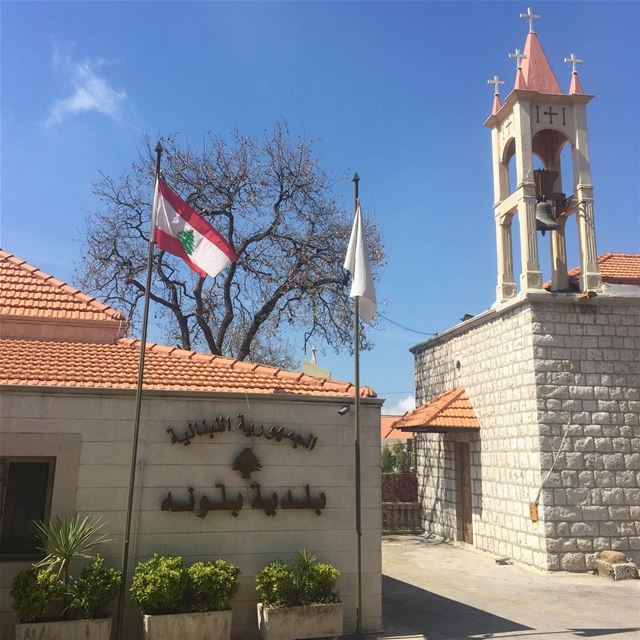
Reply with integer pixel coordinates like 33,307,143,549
377,311,438,336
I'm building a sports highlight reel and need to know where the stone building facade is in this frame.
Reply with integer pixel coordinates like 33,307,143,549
410,291,640,571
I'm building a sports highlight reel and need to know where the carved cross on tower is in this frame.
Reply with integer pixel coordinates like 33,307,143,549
509,48,527,69
543,106,559,124
488,75,505,96
564,52,583,74
519,7,541,33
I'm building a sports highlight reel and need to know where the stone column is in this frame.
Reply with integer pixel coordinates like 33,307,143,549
572,103,602,292
576,187,602,291
550,219,569,291
517,189,543,291
495,213,516,302
513,100,543,291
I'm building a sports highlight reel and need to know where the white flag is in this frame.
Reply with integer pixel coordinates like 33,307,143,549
343,203,377,322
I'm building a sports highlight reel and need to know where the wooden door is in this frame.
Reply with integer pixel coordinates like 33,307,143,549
455,442,473,544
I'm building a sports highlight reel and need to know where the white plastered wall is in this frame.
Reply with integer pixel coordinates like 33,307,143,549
0,388,382,639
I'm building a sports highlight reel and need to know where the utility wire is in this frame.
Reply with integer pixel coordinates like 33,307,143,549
377,311,438,336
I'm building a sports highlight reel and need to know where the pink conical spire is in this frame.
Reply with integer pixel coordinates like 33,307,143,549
569,71,584,95
520,32,562,94
514,67,528,90
492,93,502,115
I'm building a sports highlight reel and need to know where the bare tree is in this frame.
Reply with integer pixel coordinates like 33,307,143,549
78,124,384,367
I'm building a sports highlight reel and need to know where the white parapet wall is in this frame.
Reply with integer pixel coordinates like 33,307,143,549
0,389,382,640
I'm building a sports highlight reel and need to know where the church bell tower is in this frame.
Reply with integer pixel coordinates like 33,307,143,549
485,7,602,303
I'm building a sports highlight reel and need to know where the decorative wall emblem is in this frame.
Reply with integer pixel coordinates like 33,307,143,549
232,448,262,479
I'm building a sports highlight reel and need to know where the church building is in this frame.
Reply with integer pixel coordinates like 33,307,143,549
393,10,640,572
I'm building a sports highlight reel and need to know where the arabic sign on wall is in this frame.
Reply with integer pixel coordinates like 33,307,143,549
161,416,326,518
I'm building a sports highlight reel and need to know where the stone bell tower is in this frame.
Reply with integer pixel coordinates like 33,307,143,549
485,7,602,304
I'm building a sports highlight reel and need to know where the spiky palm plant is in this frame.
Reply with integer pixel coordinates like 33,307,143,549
34,514,110,588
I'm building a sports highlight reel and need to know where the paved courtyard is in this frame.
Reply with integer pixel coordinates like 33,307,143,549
378,535,640,640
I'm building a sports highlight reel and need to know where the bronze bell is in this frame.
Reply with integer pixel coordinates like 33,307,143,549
535,198,560,235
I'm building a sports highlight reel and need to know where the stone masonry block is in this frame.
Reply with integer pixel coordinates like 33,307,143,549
582,506,609,521
616,471,637,487
601,488,624,505
560,553,586,571
599,522,620,536
594,471,615,486
571,522,598,536
625,454,640,469
566,488,591,506
624,488,640,504
574,437,595,452
578,471,595,487
602,454,625,471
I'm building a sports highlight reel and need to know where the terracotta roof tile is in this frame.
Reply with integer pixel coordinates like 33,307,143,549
569,253,640,285
0,337,376,398
0,250,125,322
391,388,479,431
381,415,413,441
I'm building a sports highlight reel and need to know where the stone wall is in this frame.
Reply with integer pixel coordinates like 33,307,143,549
412,293,640,572
0,388,382,639
413,303,548,568
531,299,640,570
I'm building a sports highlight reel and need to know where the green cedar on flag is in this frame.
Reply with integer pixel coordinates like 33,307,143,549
153,178,238,278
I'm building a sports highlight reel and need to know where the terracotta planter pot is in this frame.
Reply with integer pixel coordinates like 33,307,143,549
257,603,343,640
15,618,112,640
143,610,232,640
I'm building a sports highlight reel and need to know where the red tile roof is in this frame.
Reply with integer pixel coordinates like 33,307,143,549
0,250,125,322
381,415,413,441
570,253,640,285
0,337,376,398
391,388,479,432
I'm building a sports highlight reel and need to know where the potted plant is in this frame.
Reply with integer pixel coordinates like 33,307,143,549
130,554,240,640
11,514,120,640
255,550,342,640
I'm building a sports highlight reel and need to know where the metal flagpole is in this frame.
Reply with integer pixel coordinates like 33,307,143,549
115,141,163,640
352,171,363,637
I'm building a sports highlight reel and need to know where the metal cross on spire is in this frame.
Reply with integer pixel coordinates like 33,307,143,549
488,75,505,95
519,7,541,33
509,48,527,69
564,52,583,74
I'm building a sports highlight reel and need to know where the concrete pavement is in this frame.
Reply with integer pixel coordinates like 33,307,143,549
377,534,640,640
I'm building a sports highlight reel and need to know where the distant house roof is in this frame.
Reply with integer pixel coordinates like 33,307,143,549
572,253,640,285
391,388,479,432
544,253,640,290
381,415,413,441
0,250,376,399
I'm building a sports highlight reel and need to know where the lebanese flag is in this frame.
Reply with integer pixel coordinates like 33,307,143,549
152,178,237,278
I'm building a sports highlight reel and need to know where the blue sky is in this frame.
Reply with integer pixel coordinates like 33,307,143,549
2,1,639,414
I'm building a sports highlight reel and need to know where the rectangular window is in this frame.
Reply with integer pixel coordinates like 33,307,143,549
0,457,55,560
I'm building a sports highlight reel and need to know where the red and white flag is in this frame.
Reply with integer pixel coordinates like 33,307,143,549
152,178,237,278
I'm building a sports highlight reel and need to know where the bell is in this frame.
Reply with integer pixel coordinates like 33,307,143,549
535,199,560,235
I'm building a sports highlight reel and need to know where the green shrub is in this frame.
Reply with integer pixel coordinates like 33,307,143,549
307,563,340,604
256,550,340,607
255,560,296,607
187,560,240,612
10,567,64,623
67,555,121,619
130,555,188,615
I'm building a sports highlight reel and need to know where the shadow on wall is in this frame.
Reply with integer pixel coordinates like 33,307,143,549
382,575,640,640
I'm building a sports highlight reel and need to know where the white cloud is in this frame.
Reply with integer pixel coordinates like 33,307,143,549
47,45,126,126
382,394,416,416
